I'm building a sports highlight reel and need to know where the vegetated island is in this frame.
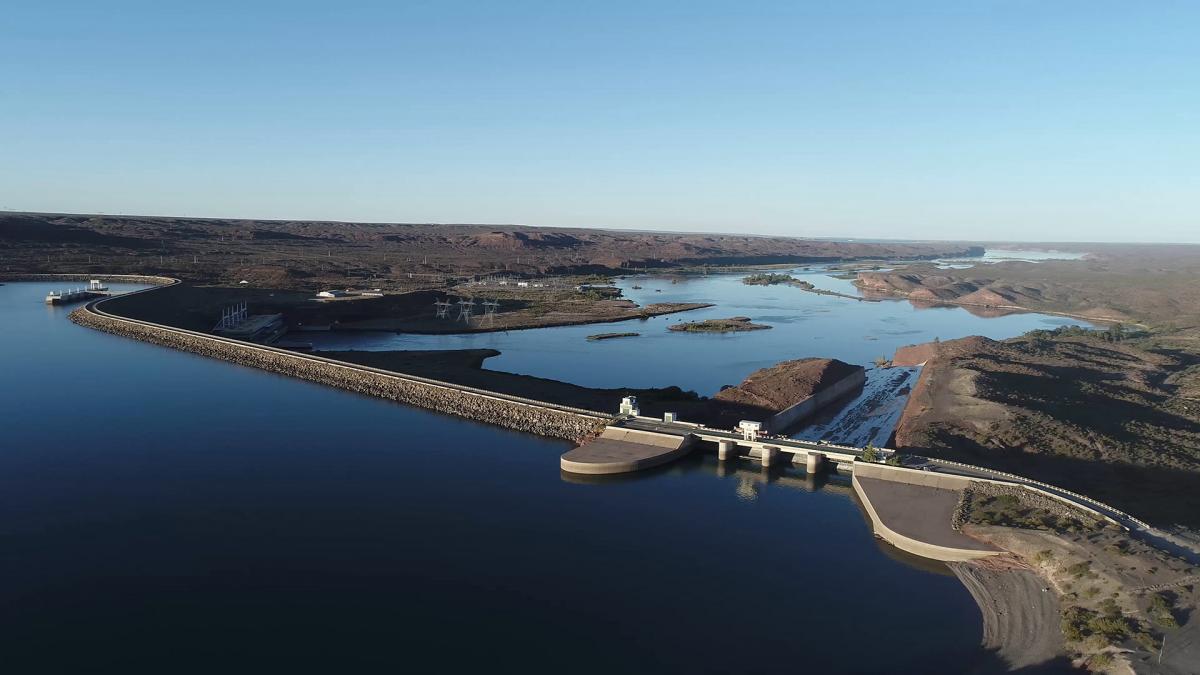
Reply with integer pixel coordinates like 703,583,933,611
742,273,871,302
668,316,771,333
586,332,639,341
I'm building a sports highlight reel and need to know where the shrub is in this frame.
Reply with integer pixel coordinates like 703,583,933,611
1133,631,1160,651
1067,561,1092,579
1149,593,1179,629
1061,606,1091,642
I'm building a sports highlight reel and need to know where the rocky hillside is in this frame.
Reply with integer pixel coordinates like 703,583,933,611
892,333,1200,526
855,247,1200,332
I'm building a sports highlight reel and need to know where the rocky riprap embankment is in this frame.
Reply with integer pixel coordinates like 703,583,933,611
70,307,606,441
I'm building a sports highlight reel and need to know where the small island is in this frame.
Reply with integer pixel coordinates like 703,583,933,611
742,273,870,301
743,273,811,288
668,316,771,333
587,332,639,341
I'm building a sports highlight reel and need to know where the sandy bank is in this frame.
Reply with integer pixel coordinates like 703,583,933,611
950,559,1067,672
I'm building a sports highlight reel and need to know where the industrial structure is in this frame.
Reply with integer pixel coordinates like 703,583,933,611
44,280,111,305
212,302,286,343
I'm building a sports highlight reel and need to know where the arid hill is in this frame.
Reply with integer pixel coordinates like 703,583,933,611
708,358,864,429
0,211,982,290
892,333,1200,526
856,246,1200,334
715,358,863,412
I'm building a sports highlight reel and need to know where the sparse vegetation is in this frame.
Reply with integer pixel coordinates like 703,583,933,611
742,273,797,286
963,488,1100,533
1060,602,1134,647
668,317,771,333
1148,592,1179,629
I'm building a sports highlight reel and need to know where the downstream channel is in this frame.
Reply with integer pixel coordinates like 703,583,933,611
3,279,999,672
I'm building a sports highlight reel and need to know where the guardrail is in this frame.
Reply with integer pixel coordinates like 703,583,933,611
920,456,1152,530
85,279,612,422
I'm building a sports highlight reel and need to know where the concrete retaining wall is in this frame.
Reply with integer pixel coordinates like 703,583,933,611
853,461,1121,528
852,471,1000,562
71,296,607,441
767,368,866,432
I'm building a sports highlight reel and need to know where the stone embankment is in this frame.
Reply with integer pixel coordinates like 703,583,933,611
70,306,606,441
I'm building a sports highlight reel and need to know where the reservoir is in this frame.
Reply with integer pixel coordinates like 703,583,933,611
1,279,1055,672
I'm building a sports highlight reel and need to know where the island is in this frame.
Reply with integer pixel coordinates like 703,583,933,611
741,273,869,301
586,332,639,341
668,316,771,333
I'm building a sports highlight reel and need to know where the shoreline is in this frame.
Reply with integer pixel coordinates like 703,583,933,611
852,282,1138,326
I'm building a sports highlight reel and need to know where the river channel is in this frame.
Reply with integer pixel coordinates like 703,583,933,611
1,279,1002,672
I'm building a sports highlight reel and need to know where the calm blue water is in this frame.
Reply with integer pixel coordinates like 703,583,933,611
0,281,990,673
305,267,1086,395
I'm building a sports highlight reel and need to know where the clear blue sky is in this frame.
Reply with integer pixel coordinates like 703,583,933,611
3,1,1197,242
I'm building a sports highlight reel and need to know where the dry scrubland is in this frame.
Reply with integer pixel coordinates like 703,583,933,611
857,244,1200,332
956,484,1199,673
876,246,1200,529
894,332,1200,527
0,211,981,289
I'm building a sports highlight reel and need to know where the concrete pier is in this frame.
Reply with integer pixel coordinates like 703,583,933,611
718,439,738,460
760,445,779,467
561,427,695,475
806,452,825,474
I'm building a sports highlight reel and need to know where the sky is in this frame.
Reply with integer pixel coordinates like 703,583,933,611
2,1,1197,242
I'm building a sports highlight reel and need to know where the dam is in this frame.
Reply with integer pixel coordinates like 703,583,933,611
69,277,1149,547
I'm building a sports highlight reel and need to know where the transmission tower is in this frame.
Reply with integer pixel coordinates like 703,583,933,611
480,299,499,327
434,299,452,319
215,301,248,330
456,298,475,323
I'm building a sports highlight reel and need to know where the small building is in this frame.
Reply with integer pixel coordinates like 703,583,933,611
738,420,763,442
316,290,350,299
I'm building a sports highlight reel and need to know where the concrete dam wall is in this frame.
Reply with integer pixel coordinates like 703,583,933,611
767,368,866,432
71,298,607,442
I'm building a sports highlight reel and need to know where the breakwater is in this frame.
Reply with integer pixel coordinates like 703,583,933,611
70,291,607,441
